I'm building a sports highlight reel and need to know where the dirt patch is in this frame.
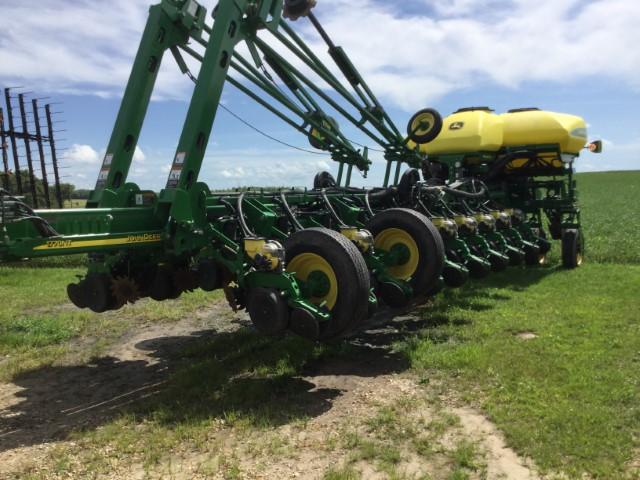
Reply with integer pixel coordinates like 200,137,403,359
515,331,538,340
0,301,542,479
0,301,247,477
454,407,541,479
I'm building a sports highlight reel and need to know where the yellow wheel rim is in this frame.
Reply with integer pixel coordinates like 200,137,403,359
411,112,436,137
374,228,420,280
287,253,339,310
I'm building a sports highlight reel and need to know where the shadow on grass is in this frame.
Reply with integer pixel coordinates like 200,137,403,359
0,264,556,455
0,318,408,454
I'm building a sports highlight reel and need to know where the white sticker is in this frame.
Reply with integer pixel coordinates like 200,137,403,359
169,169,182,181
135,194,144,206
186,0,198,17
174,152,186,165
103,154,114,167
98,171,108,181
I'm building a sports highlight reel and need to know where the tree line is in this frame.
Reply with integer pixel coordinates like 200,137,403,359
1,170,90,207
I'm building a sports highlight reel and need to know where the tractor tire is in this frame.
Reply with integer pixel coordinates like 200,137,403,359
562,229,584,269
367,208,445,297
285,228,370,341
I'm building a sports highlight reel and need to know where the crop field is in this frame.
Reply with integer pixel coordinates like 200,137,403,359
0,171,639,479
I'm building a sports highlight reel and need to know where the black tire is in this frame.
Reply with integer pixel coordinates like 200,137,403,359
562,229,584,269
313,171,337,190
489,252,509,272
524,245,543,267
407,108,443,144
285,228,370,341
247,288,290,336
67,281,88,309
537,228,552,256
443,265,469,288
468,258,491,279
367,208,445,297
398,169,421,204
507,248,525,267
84,274,114,313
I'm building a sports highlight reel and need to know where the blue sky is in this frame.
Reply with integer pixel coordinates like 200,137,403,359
1,0,639,190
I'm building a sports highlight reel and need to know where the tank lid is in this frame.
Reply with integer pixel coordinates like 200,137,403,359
507,107,541,113
454,106,494,114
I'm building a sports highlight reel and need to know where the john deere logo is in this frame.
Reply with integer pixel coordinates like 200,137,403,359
449,122,465,130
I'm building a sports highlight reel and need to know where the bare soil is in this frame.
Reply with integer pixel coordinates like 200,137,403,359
0,302,542,479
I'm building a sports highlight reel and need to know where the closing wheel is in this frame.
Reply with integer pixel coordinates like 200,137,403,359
247,288,290,336
537,229,552,256
285,228,370,341
84,273,114,313
443,264,469,288
524,245,544,266
367,208,445,297
507,248,525,267
67,281,88,309
468,257,491,279
562,229,584,269
489,252,509,272
407,108,443,144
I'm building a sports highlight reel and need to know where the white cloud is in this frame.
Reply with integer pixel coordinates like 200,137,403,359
0,0,638,110
299,0,640,108
64,144,100,164
133,146,146,164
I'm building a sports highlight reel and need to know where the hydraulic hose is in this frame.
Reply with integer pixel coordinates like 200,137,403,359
0,188,59,238
237,192,257,238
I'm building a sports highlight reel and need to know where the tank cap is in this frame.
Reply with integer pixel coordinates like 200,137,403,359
454,106,494,113
507,107,541,113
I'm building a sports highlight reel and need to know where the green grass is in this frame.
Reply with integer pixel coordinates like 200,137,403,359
394,171,640,479
577,171,640,264
401,263,640,478
0,264,224,380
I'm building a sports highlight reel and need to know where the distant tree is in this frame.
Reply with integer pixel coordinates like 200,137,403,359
1,170,79,208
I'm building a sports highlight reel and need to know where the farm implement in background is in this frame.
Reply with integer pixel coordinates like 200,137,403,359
0,0,600,342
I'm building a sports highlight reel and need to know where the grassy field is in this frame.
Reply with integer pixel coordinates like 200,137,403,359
1,171,639,479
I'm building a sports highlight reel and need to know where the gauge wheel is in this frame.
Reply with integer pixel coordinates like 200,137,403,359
562,229,584,269
285,228,370,341
407,108,443,144
367,208,445,297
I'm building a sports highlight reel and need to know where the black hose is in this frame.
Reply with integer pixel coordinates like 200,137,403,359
320,189,349,229
279,191,304,232
0,189,60,237
237,192,256,238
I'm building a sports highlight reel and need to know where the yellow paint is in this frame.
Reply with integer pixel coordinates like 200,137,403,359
374,228,419,281
287,253,339,310
501,110,587,155
34,233,162,251
410,109,504,155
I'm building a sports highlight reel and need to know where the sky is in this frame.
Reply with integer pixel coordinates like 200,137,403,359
1,0,639,190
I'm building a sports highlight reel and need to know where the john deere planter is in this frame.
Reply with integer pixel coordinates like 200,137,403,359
0,0,598,347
